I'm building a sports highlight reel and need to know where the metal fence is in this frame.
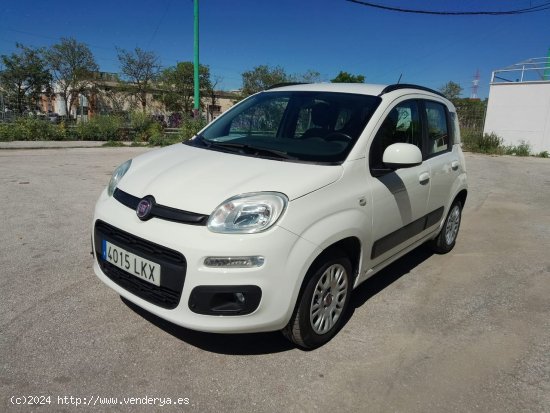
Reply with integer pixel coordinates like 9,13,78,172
491,57,550,83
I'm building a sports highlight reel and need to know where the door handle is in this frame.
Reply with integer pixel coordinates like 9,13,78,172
451,161,459,171
419,172,430,184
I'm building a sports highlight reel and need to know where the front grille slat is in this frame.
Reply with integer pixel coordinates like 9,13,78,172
114,188,208,226
94,220,186,309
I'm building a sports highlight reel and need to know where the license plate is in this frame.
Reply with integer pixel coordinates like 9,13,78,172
102,240,161,286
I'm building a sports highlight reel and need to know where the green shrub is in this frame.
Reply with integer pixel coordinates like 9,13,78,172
0,118,66,141
460,128,481,152
96,115,124,140
0,114,203,143
0,123,13,141
129,111,169,142
461,129,478,151
478,132,504,154
148,133,181,147
74,115,124,141
129,111,155,134
537,150,549,158
504,140,531,157
461,129,504,154
178,118,206,141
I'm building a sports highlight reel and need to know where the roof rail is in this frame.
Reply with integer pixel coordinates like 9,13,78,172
266,82,309,90
379,83,446,98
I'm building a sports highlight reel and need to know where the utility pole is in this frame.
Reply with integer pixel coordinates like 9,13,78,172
470,69,480,99
193,0,200,117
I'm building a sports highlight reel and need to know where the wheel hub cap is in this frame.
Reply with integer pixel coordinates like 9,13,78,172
309,263,349,335
445,205,461,245
323,293,333,307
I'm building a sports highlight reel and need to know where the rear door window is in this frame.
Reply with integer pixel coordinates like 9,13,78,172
424,101,450,156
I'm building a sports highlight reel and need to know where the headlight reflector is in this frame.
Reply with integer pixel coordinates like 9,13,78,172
207,192,288,233
107,159,132,196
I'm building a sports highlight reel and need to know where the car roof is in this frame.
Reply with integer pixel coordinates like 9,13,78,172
267,82,388,95
266,82,446,99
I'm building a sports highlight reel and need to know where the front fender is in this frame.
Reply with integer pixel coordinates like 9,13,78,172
276,209,370,328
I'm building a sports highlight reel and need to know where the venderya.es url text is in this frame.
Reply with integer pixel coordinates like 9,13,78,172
10,395,190,407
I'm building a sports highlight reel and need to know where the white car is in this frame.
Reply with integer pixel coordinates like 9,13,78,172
92,83,467,349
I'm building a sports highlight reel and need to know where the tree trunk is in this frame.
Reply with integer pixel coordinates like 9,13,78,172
16,83,25,115
61,93,70,120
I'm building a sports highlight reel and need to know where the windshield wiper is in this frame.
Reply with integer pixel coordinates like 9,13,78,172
206,142,297,160
189,137,296,160
187,134,211,147
187,135,245,153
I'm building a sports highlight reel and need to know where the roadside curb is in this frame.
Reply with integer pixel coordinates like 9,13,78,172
0,141,135,149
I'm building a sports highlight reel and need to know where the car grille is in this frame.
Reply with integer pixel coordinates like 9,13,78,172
94,220,186,309
113,188,209,225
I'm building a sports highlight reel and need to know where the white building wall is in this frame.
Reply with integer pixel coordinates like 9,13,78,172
483,82,550,153
54,94,67,116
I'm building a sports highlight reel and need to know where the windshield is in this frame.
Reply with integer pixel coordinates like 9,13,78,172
186,91,381,164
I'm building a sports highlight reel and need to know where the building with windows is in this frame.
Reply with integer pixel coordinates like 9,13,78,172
38,72,238,123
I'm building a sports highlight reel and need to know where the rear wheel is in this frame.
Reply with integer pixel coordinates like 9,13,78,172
283,252,352,349
430,200,462,254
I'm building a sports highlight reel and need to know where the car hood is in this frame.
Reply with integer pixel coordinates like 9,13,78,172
117,144,343,214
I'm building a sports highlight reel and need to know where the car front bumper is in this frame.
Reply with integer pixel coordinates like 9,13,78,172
92,189,319,333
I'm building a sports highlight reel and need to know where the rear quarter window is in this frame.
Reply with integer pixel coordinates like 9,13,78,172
450,112,461,144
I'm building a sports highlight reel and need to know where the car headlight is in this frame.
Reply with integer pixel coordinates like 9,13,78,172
207,192,288,234
107,159,132,196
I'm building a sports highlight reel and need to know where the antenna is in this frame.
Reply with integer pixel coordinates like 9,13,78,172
397,74,402,84
471,69,480,99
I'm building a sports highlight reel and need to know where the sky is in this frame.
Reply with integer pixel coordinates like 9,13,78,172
1,0,549,99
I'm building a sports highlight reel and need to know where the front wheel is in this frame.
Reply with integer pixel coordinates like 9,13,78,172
430,200,462,254
282,252,352,349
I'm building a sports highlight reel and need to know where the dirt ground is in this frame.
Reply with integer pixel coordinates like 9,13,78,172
1,148,548,412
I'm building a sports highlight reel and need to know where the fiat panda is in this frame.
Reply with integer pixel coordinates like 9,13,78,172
92,83,467,349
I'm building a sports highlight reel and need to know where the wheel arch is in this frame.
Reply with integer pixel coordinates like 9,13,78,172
454,188,468,208
287,236,362,322
307,236,361,279
282,235,361,346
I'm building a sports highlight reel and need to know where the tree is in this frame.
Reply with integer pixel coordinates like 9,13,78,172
0,43,51,114
439,81,463,101
241,65,288,97
290,69,322,83
45,38,98,117
239,66,325,99
453,97,487,131
331,71,365,83
206,74,222,120
117,47,161,113
159,61,211,115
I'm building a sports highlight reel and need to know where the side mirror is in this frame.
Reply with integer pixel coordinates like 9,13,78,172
382,143,422,169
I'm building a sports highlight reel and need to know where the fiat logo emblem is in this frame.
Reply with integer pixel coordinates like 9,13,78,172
136,196,154,220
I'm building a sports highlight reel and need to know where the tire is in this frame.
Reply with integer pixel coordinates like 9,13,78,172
282,252,353,349
430,200,462,254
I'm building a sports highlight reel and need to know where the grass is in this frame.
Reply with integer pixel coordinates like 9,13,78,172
461,129,540,157
101,140,125,147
